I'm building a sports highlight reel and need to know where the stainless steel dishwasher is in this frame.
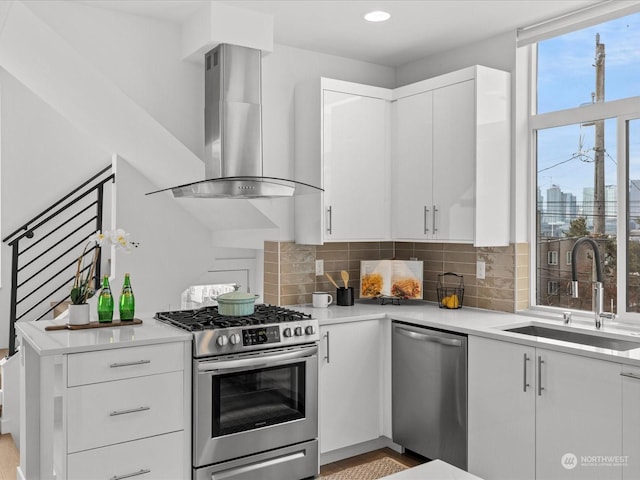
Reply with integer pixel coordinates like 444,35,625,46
392,320,467,470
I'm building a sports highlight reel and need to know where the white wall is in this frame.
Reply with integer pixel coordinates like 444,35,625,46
396,31,516,86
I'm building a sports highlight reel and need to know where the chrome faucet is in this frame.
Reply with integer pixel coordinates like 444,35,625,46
570,237,614,328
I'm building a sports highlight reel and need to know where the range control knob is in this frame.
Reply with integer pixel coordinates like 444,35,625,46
216,335,228,347
283,328,293,338
305,325,316,335
294,327,303,336
229,333,241,345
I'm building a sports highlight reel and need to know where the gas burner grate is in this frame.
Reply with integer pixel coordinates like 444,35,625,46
155,304,312,331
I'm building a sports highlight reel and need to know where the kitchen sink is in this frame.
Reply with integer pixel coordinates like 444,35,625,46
504,325,640,351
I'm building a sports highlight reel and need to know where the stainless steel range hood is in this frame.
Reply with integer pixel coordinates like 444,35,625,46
148,44,322,199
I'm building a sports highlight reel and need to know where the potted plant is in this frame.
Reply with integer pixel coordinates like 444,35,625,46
67,229,137,325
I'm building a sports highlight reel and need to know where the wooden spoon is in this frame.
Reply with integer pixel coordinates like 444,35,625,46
325,272,340,289
341,270,349,288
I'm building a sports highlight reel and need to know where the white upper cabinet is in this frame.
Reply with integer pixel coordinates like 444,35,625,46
295,66,510,246
295,78,392,244
392,66,511,246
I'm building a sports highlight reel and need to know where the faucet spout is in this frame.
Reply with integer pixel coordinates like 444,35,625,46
570,237,606,328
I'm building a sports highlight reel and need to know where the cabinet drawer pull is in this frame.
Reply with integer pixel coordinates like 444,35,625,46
432,205,438,233
327,206,333,235
523,353,530,392
324,332,330,364
537,356,544,396
621,372,640,380
109,406,150,417
110,469,151,480
109,360,151,368
424,206,429,234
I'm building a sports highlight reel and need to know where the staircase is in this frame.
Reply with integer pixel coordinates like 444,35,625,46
2,165,114,357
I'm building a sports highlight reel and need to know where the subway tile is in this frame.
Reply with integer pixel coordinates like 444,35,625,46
281,251,316,264
280,283,317,296
477,286,514,301
443,251,476,264
515,243,529,255
264,251,279,265
478,244,514,255
280,262,315,274
316,242,349,252
394,241,415,250
264,241,279,253
323,260,350,272
380,248,394,259
414,242,445,252
280,272,316,285
481,276,515,290
478,253,516,267
280,294,310,306
264,272,279,286
350,241,382,251
485,264,515,278
477,297,514,313
264,292,279,305
443,262,476,275
280,241,314,253
317,250,349,262
443,243,477,253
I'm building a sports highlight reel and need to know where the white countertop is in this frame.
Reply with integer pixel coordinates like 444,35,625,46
381,460,482,480
15,315,192,356
16,301,640,365
296,300,640,366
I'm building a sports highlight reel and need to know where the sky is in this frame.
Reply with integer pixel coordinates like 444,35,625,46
536,11,640,202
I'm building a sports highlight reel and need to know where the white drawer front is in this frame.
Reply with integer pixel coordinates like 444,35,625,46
67,342,184,386
67,430,186,480
67,371,184,453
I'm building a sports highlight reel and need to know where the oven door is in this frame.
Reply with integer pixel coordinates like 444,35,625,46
194,344,318,467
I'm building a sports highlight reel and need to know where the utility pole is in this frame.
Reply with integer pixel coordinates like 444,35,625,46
593,33,606,235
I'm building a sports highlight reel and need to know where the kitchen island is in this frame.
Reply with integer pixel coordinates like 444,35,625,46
15,316,192,480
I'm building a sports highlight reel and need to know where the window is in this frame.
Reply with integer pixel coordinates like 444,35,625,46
530,8,640,319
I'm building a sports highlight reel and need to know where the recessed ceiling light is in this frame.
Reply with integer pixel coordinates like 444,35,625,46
364,11,391,22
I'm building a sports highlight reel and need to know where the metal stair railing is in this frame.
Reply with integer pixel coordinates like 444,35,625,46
3,165,115,357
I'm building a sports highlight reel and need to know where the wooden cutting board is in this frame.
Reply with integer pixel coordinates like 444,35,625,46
45,319,143,331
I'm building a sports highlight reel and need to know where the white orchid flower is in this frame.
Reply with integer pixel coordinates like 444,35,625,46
89,230,107,246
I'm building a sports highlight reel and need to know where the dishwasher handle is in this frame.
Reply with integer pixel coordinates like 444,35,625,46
395,326,462,347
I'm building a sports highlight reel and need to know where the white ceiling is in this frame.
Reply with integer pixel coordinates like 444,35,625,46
80,0,601,67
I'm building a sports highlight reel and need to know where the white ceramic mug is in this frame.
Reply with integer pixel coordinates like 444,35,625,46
312,291,333,308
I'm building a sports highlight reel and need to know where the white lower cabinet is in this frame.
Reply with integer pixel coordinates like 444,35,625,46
67,431,185,480
469,336,623,480
622,366,640,479
319,320,383,454
59,342,190,480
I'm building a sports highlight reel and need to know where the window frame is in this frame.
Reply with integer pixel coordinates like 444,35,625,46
527,42,640,322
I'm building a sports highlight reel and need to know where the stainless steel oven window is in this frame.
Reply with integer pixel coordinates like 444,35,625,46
212,362,306,437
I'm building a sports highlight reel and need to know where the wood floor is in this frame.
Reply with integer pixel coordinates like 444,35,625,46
0,434,18,480
320,447,425,476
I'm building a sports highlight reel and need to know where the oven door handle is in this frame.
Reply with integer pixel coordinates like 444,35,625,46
197,346,318,373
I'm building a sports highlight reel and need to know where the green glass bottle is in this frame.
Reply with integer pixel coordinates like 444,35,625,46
97,275,114,323
119,273,135,321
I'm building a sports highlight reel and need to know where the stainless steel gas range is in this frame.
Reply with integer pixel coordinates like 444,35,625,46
156,304,319,480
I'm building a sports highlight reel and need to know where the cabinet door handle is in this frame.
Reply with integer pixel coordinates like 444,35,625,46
523,353,530,392
109,406,150,417
324,331,330,364
432,205,438,233
109,360,151,368
110,469,151,480
327,206,333,235
621,372,640,380
424,206,429,234
537,356,544,396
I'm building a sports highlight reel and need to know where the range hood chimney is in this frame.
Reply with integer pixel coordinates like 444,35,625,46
148,44,321,199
